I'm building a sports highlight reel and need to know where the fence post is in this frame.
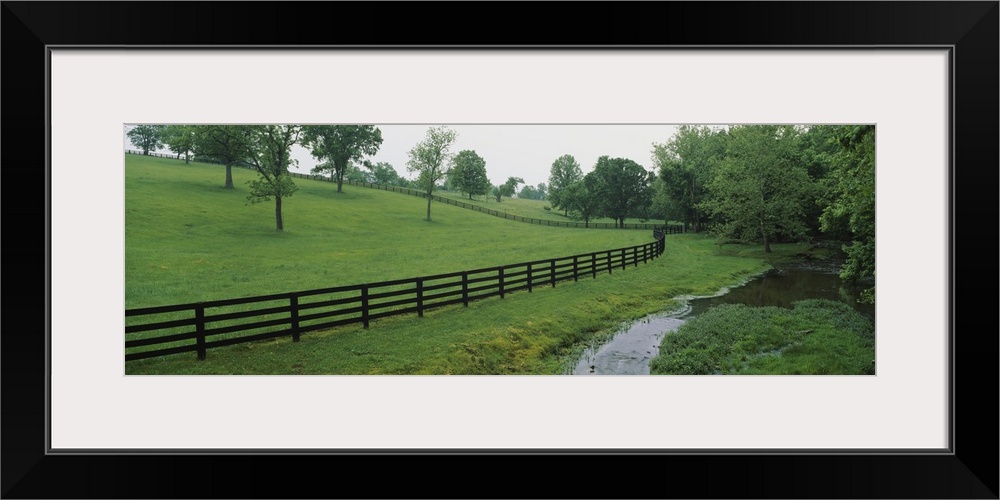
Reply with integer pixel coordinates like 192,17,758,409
527,263,533,293
633,247,638,267
550,259,556,287
622,248,627,270
195,304,206,360
290,293,300,342
573,256,579,282
462,272,469,307
608,252,612,274
499,268,505,299
417,279,424,317
592,253,597,278
361,286,370,328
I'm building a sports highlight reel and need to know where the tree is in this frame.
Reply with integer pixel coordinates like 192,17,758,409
652,125,726,232
301,125,383,193
449,150,490,200
127,125,165,155
407,126,458,221
243,125,301,231
590,156,653,228
492,176,524,202
536,183,547,200
548,154,583,216
192,125,253,189
701,125,811,252
162,125,196,164
517,185,539,200
820,125,876,301
364,161,405,186
563,174,602,227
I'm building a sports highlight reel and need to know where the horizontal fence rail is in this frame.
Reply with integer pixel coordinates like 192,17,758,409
125,231,668,362
126,149,685,233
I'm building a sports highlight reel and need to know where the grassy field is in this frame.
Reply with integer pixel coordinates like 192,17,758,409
125,155,652,309
434,189,670,226
124,154,838,375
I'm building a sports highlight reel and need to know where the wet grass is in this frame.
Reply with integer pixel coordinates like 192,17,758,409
649,299,875,375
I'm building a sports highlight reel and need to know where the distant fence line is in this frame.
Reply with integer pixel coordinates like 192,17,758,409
125,230,668,362
126,149,685,233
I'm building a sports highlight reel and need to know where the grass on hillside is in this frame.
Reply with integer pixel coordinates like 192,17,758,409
125,155,651,309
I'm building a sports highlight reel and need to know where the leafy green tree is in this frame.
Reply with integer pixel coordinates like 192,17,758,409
127,125,165,156
407,126,458,221
301,125,383,193
590,156,653,228
162,125,196,164
536,183,547,200
701,125,811,252
363,161,405,186
547,154,583,216
820,125,876,301
652,125,726,232
563,173,602,227
518,185,539,200
492,176,524,202
192,125,252,189
449,150,490,200
243,125,301,231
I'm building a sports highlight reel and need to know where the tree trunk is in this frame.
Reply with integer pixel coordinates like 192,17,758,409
184,152,189,164
764,234,771,253
619,216,625,228
224,162,234,189
469,193,473,200
336,172,344,193
425,193,432,221
275,195,284,231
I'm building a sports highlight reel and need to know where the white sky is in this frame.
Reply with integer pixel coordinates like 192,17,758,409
126,124,684,187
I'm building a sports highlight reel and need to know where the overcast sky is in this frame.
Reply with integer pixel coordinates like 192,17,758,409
126,124,689,187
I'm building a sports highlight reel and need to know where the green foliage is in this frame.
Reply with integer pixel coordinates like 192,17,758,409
548,154,583,216
589,156,653,228
243,125,301,230
652,125,726,232
191,125,253,189
650,300,874,375
162,125,196,163
126,125,166,155
301,125,383,193
562,173,602,226
700,125,812,252
448,149,490,200
820,125,876,299
492,176,524,202
407,126,458,220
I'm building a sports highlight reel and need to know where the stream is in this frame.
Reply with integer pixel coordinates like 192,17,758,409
570,262,875,375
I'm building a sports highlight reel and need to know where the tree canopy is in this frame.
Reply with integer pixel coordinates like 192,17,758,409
701,125,811,252
547,154,583,216
192,125,253,189
590,156,653,228
652,125,727,232
301,125,383,193
162,125,196,164
127,125,165,156
449,150,490,200
407,126,458,221
242,125,301,231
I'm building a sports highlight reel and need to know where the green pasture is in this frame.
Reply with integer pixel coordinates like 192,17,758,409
124,154,860,375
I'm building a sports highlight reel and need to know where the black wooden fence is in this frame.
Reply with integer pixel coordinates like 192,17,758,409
126,149,686,233
125,231,667,362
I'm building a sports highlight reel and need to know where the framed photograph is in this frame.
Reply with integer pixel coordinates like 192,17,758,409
5,2,996,498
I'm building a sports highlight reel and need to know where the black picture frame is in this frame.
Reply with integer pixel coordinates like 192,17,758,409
3,2,997,498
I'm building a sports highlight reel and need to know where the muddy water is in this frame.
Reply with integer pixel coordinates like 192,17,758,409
570,263,874,375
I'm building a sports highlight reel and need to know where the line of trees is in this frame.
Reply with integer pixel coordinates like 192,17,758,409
539,124,875,299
